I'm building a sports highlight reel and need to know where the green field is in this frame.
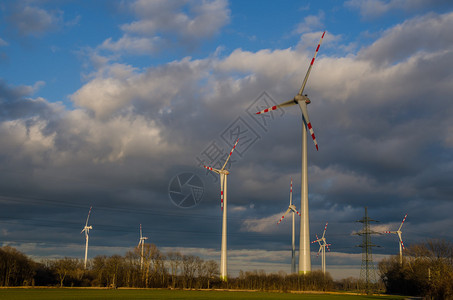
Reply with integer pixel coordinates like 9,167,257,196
0,288,406,300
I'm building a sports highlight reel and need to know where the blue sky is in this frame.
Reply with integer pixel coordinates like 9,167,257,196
1,0,453,280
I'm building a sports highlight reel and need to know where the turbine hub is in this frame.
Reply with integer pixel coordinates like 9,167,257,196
294,94,311,104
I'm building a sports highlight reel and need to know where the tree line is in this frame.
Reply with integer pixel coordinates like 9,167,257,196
379,239,453,299
0,243,339,291
1,239,452,298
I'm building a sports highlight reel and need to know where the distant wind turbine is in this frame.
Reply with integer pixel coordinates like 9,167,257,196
384,214,407,265
277,178,301,273
203,139,239,281
311,222,331,274
256,31,326,273
138,224,148,270
81,206,93,269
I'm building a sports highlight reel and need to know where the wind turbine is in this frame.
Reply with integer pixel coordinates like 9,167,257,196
277,178,301,273
203,139,239,281
384,214,407,265
311,222,331,274
256,31,325,273
81,206,93,269
138,224,148,270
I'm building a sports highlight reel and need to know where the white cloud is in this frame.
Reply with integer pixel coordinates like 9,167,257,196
294,11,325,34
345,0,446,18
100,0,230,55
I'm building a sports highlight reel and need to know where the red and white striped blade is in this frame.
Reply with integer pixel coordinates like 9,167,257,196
398,214,408,231
277,208,291,224
400,239,405,250
322,222,328,238
300,102,318,151
221,139,239,171
220,174,225,211
298,31,326,96
203,165,221,173
255,99,296,115
289,178,293,205
311,234,320,244
326,244,331,252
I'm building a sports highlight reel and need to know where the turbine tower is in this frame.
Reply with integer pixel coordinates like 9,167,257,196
277,178,301,273
311,222,331,274
138,224,148,270
384,214,407,265
81,206,92,269
203,139,239,281
256,31,325,273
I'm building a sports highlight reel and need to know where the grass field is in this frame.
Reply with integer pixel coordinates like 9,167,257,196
0,288,407,300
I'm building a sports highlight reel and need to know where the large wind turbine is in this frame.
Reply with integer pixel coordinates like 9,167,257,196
203,139,239,281
138,224,148,270
256,31,325,273
81,206,93,269
311,222,331,274
384,214,407,265
277,178,301,273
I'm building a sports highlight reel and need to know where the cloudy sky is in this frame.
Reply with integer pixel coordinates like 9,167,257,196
1,0,453,279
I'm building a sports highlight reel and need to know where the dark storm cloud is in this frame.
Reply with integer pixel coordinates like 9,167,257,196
1,2,453,276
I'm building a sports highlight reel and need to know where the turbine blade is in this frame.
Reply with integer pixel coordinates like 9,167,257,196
140,224,143,239
277,208,291,224
398,214,408,231
298,31,326,96
401,239,405,250
317,245,322,257
203,165,221,173
299,101,318,151
326,244,331,252
85,206,92,227
220,173,225,211
255,99,296,115
221,139,239,171
322,222,328,239
311,234,320,244
289,178,293,206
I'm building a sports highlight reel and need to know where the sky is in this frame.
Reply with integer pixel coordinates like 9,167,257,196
1,0,453,280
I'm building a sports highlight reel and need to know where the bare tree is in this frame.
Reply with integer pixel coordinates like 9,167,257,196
166,251,182,288
52,257,79,287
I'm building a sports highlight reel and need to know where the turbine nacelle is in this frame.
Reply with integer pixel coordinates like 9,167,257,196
294,94,311,104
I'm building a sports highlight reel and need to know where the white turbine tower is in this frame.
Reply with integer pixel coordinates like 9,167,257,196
384,214,407,265
277,178,301,273
138,224,148,270
203,139,239,281
81,206,92,270
256,31,325,273
311,222,331,274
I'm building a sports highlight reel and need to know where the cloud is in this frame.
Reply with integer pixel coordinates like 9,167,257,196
0,38,9,47
99,0,230,55
7,4,63,37
294,11,325,34
358,12,453,65
345,0,450,18
1,7,453,275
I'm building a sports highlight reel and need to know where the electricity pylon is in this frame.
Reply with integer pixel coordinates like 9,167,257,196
355,207,381,294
